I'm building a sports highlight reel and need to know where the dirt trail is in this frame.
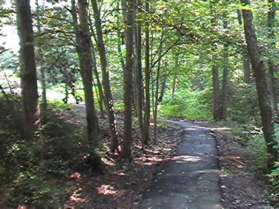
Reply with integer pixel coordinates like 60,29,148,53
140,121,223,209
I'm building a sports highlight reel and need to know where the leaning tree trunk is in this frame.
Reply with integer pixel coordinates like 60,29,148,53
88,16,105,116
241,0,277,169
91,0,119,153
267,0,278,113
121,0,135,159
237,10,252,83
16,0,39,139
91,43,105,117
74,0,99,146
243,47,252,83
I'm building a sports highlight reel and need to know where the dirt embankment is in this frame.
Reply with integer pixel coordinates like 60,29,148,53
213,129,274,209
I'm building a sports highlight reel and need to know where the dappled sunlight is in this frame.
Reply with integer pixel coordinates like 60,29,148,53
64,188,88,209
220,155,244,166
211,127,232,132
184,127,199,131
113,171,127,177
96,184,125,198
136,155,170,166
191,169,221,175
172,155,202,163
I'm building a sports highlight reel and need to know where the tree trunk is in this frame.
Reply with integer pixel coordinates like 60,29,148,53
135,0,144,142
210,0,221,121
219,18,229,120
158,74,167,103
171,54,179,99
16,0,39,139
92,44,105,117
243,47,252,83
241,0,277,169
212,65,221,120
35,0,47,116
121,0,135,159
237,10,252,84
143,0,150,145
267,0,278,113
153,32,164,142
88,16,105,117
73,0,99,146
153,61,161,143
91,0,119,153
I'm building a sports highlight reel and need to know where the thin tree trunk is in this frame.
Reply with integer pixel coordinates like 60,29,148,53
73,0,99,147
153,32,164,142
16,0,39,139
35,0,47,115
91,0,119,153
171,54,179,99
241,0,277,169
117,2,126,72
92,67,105,117
158,74,167,103
153,61,161,142
88,15,105,117
135,0,144,142
212,65,221,120
219,17,229,120
92,44,105,117
121,0,135,159
143,0,150,145
210,0,221,121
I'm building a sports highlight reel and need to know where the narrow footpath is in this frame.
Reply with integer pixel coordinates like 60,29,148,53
140,121,223,209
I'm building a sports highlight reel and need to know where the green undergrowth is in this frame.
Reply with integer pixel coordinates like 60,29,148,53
270,125,279,204
160,88,212,121
48,99,72,111
0,94,84,208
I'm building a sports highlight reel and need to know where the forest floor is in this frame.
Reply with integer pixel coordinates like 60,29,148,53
64,105,185,209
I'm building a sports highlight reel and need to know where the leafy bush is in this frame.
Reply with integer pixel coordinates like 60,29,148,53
247,134,268,169
160,88,212,121
7,171,68,209
269,125,279,204
0,95,81,208
48,100,72,111
228,84,260,125
114,101,125,112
